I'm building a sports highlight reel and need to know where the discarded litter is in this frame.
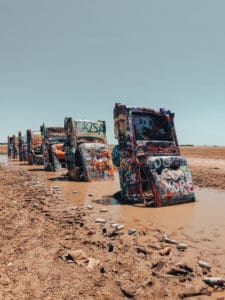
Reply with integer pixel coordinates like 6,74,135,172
159,247,171,256
102,228,107,234
87,205,93,210
116,224,125,231
108,244,114,252
111,223,119,228
176,243,188,250
71,206,78,210
50,186,61,191
61,249,100,271
128,228,136,235
95,218,106,223
100,208,108,212
73,191,78,195
198,261,211,270
162,236,177,244
87,230,95,236
203,277,225,286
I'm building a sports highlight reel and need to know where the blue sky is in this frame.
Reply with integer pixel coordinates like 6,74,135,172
0,0,225,145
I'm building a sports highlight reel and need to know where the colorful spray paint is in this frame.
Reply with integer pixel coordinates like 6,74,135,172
113,102,195,207
26,130,43,165
40,124,66,171
64,117,114,181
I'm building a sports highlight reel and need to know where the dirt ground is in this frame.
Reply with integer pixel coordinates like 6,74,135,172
181,147,225,191
1,147,225,299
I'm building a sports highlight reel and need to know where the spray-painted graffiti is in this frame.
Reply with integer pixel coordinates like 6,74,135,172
74,120,106,140
64,117,114,181
41,125,66,171
18,131,28,161
113,102,195,207
7,135,18,159
26,130,43,165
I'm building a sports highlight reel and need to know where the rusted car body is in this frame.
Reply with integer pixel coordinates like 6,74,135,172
41,125,66,171
113,103,195,207
64,118,114,181
27,130,43,165
7,135,18,159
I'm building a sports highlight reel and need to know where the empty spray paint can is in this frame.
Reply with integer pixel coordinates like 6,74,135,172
198,261,211,270
128,228,136,235
162,237,177,244
116,224,125,231
176,243,188,250
100,208,108,212
95,218,106,223
203,277,225,285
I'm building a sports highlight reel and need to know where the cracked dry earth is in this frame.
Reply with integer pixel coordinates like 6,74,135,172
0,162,225,299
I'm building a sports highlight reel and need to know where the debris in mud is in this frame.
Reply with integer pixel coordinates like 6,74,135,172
116,224,125,231
176,243,188,250
198,260,211,270
159,246,171,256
203,277,225,286
135,247,148,256
162,236,177,244
179,287,211,299
167,268,188,276
95,218,106,223
128,228,136,235
61,249,100,271
71,206,78,210
178,263,193,273
87,204,93,210
99,208,108,212
108,244,114,252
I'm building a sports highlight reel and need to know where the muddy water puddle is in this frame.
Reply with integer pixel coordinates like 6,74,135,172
7,160,225,258
44,169,225,236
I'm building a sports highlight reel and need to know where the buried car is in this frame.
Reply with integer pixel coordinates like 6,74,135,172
41,124,66,171
18,131,28,162
64,117,114,181
26,130,43,165
113,102,195,207
7,135,18,159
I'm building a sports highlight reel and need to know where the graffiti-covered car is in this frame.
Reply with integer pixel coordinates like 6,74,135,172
27,130,43,165
18,131,28,161
113,102,195,207
41,124,66,171
64,118,114,181
7,135,18,159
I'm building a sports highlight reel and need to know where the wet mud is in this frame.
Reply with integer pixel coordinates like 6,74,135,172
1,155,225,299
